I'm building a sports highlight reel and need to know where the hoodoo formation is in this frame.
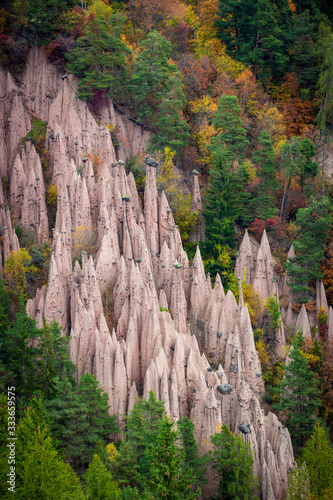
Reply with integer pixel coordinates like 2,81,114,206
1,49,299,498
1,3,333,495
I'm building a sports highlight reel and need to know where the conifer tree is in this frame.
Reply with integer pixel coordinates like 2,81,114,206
28,0,77,40
251,130,278,219
46,373,119,471
285,197,331,300
128,31,179,123
215,0,293,81
0,296,40,399
85,454,120,500
317,34,333,133
300,424,333,498
37,319,75,399
286,462,311,500
15,398,84,499
273,332,321,448
210,424,256,500
203,149,242,249
214,0,257,66
177,417,209,490
150,73,190,152
253,0,290,81
146,417,200,499
292,10,319,90
66,14,129,103
210,94,249,164
112,392,165,489
280,137,319,217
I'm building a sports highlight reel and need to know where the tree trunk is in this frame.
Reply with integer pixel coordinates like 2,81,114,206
280,177,291,219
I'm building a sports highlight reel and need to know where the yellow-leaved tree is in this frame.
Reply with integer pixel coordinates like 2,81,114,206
156,148,198,241
4,248,32,301
72,225,97,262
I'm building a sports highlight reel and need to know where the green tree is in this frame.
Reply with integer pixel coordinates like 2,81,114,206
215,0,293,81
46,373,119,471
300,424,333,498
128,31,184,125
263,295,282,352
0,297,40,398
279,136,318,218
285,197,331,300
210,424,256,500
112,392,165,489
15,400,84,500
210,94,249,164
317,31,333,191
273,332,321,449
66,14,129,104
85,454,120,500
286,462,311,500
0,394,10,498
146,417,200,499
317,33,333,134
177,416,209,490
37,319,76,399
214,0,257,67
203,150,242,249
0,279,10,385
3,248,32,302
28,0,77,41
292,9,320,91
149,73,190,152
253,0,291,81
251,130,278,219
0,300,74,404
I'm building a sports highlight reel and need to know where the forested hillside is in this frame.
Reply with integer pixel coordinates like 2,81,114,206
1,0,333,498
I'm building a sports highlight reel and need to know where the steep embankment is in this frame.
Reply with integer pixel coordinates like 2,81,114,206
0,48,300,499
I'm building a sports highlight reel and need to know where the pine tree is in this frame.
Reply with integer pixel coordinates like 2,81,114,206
128,31,179,123
286,462,311,500
210,424,256,500
37,319,76,399
203,149,242,249
215,0,293,81
66,14,129,103
0,394,10,498
150,73,190,153
300,424,333,498
317,32,333,133
28,0,77,40
146,417,200,499
126,392,165,481
214,0,257,66
292,10,319,91
16,410,84,499
85,454,120,500
113,392,166,489
0,296,40,399
0,279,10,390
285,197,331,300
177,417,209,490
78,372,119,462
251,130,278,219
210,94,249,164
273,332,321,448
253,0,290,81
280,137,319,217
46,373,119,471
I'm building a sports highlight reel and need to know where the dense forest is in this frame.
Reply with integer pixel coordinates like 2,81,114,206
1,0,333,498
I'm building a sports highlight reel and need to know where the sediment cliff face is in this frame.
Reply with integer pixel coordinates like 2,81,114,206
0,48,308,499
